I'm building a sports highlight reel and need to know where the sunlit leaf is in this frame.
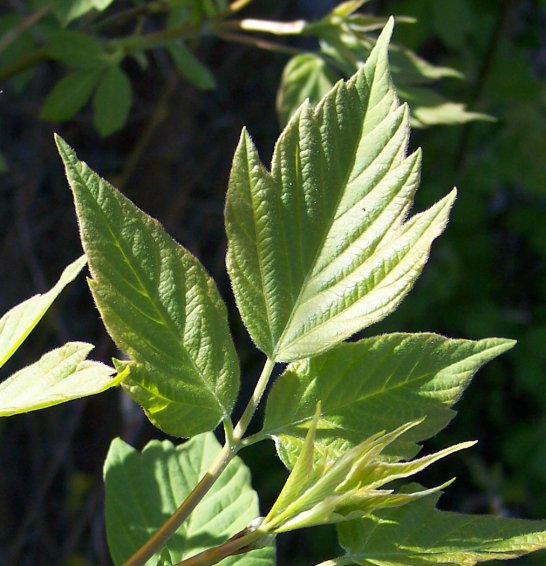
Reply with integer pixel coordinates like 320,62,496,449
262,333,515,467
0,255,86,369
337,485,546,564
104,433,274,565
227,19,456,362
56,137,239,437
0,342,119,416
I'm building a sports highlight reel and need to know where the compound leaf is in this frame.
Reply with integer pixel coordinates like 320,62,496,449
337,486,546,564
226,19,455,362
56,137,239,438
0,342,118,416
262,333,515,468
0,255,86,369
104,433,275,565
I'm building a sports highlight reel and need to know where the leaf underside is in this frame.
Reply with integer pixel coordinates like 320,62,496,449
56,137,239,438
104,433,274,565
226,18,456,362
0,255,86,369
0,342,117,416
263,333,515,468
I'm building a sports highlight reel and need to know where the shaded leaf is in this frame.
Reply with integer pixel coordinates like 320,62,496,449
93,65,133,136
168,42,216,90
0,342,119,416
0,255,87,369
226,19,456,362
45,30,105,69
104,433,274,565
337,486,546,564
56,137,239,437
262,333,515,467
41,69,102,121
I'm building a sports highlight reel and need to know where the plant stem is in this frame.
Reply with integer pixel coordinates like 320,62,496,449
232,357,275,441
122,357,276,566
123,442,233,566
217,0,256,19
174,527,268,566
314,558,353,566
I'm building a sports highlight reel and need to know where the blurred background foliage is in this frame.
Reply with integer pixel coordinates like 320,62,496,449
0,0,544,564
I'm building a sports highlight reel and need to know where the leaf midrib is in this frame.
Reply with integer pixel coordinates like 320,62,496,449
70,159,226,413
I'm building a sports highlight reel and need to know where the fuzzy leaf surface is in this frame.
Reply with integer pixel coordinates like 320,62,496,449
262,333,515,467
337,487,546,564
0,255,86,369
0,342,118,416
104,433,275,565
226,19,455,362
56,137,239,437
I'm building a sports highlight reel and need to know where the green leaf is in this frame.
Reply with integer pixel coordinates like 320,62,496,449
400,86,494,128
45,30,105,69
93,65,133,136
262,333,515,468
104,433,275,565
0,342,119,416
41,69,102,122
56,137,239,438
52,0,114,25
0,255,87,369
276,53,337,127
168,42,216,90
226,19,455,362
337,486,546,564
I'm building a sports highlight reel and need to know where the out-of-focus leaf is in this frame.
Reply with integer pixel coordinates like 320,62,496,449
41,69,102,121
104,433,274,565
0,342,119,417
400,86,494,127
56,137,239,438
276,53,337,127
168,42,216,90
45,30,105,69
0,255,87,369
52,0,115,25
337,486,546,564
93,65,133,136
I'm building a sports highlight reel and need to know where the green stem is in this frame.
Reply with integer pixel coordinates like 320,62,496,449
232,357,275,441
122,358,276,566
217,0,256,19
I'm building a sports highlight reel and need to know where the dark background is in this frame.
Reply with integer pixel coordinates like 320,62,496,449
0,0,545,564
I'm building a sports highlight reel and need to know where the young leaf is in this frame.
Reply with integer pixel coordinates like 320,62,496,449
45,30,105,69
56,137,239,438
93,65,133,136
262,333,515,468
262,412,473,534
0,255,86,369
104,433,275,565
0,342,119,416
41,69,102,122
337,486,546,564
226,19,455,362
